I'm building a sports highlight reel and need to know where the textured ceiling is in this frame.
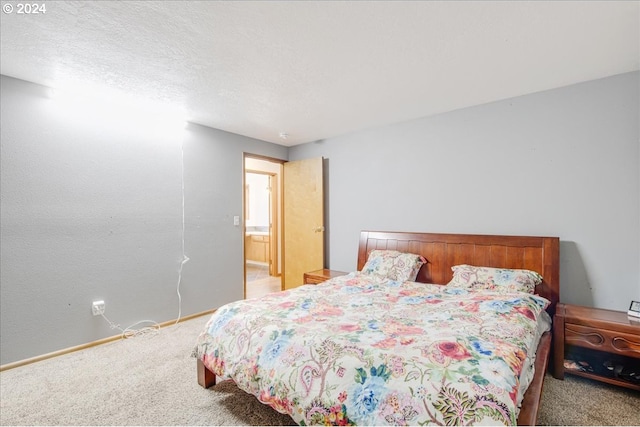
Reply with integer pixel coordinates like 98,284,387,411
1,1,638,146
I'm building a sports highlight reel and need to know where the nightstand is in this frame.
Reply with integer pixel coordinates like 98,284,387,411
303,269,348,285
553,303,640,391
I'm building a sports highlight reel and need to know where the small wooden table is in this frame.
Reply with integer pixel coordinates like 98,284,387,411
553,303,640,390
303,269,348,285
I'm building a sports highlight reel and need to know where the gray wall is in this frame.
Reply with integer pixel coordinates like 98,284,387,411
291,71,640,312
2,71,638,365
0,75,288,365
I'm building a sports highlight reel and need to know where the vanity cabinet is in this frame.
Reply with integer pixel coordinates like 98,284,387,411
245,234,270,264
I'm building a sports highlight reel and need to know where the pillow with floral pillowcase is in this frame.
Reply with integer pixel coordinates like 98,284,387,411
360,250,426,282
447,264,543,294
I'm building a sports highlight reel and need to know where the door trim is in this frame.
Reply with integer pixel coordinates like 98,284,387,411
243,154,285,298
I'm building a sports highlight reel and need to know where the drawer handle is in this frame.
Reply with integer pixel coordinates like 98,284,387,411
567,327,605,346
612,337,640,354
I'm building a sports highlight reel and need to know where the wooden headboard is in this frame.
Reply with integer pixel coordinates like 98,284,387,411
357,231,560,315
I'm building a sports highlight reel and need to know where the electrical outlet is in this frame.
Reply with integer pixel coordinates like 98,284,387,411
92,300,105,316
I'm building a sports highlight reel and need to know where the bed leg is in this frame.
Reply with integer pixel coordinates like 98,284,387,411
197,358,217,388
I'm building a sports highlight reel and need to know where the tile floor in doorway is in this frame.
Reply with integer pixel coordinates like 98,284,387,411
246,262,281,299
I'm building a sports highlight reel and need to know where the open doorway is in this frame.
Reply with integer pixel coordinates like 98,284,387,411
244,156,283,299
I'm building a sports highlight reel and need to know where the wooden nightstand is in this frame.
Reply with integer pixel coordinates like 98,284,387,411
303,269,348,285
553,303,640,391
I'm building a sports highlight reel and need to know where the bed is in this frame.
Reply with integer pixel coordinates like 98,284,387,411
193,231,560,425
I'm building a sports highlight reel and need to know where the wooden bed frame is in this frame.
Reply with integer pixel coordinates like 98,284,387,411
198,230,560,426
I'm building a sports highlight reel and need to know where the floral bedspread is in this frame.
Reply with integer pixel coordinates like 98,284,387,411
193,273,550,426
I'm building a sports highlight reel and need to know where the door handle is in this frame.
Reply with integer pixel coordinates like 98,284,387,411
313,226,325,233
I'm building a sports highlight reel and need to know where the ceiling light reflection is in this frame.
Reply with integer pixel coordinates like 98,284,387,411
49,83,188,138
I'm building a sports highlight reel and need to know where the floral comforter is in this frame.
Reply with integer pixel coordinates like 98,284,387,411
193,273,551,426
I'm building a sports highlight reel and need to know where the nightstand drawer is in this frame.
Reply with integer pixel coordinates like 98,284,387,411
566,323,640,358
304,275,326,285
303,269,348,285
554,303,640,390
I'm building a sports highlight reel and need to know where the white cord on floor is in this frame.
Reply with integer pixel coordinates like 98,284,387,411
100,312,160,339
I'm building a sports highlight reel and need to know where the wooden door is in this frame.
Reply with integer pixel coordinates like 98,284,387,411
283,157,324,289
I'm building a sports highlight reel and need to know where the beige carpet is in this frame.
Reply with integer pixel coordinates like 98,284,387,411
1,314,638,426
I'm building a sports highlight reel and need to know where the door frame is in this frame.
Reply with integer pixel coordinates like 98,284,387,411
243,154,285,298
245,170,278,276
